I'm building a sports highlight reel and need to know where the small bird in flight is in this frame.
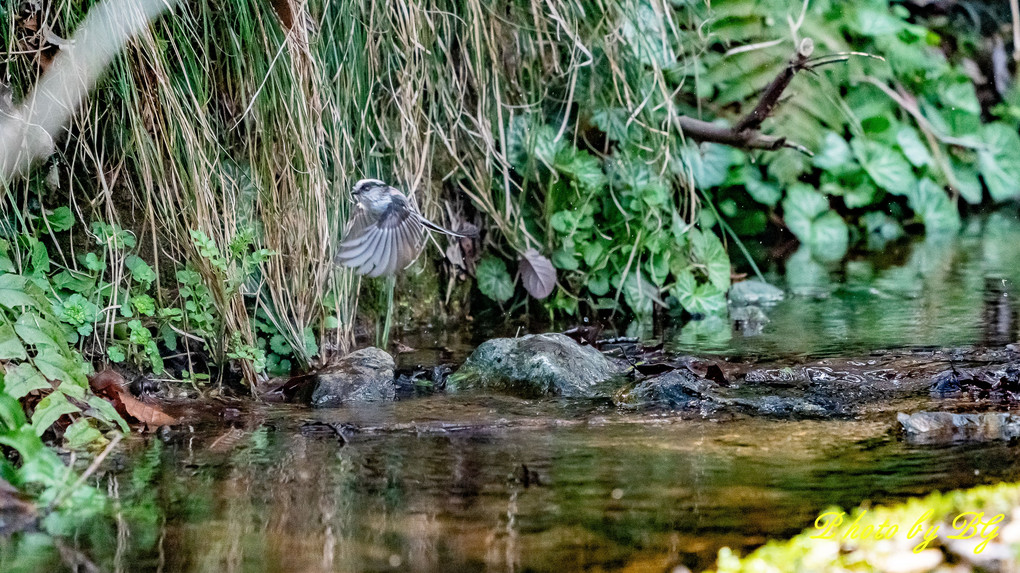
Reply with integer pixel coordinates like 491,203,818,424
335,178,470,277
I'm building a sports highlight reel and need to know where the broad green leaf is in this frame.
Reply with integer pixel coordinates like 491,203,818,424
742,163,781,207
0,391,28,428
670,269,726,316
34,346,87,387
949,161,983,205
107,345,126,363
302,327,318,358
475,256,514,303
269,334,290,355
125,255,156,285
44,207,74,232
30,240,50,275
782,186,829,242
861,211,904,250
532,125,566,166
31,391,80,436
896,126,932,168
14,313,62,348
978,123,1020,202
550,211,579,234
690,228,731,291
588,272,610,296
938,79,981,115
812,132,856,175
620,271,657,316
559,151,606,193
679,143,734,189
591,107,631,142
0,275,38,309
551,248,579,271
808,211,850,262
63,418,105,450
909,178,961,235
852,139,916,195
0,322,27,360
582,242,605,267
3,363,50,399
86,395,129,432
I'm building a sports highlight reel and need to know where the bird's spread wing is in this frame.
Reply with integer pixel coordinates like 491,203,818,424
335,195,425,277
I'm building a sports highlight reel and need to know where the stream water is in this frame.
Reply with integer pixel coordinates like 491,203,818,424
5,213,1020,573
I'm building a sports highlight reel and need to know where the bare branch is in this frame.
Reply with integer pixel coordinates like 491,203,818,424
673,39,875,157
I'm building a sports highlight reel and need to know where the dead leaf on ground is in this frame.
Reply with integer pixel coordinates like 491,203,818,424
89,369,177,428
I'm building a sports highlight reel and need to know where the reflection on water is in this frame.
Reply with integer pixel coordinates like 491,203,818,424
4,399,1020,573
6,214,1020,572
671,213,1020,358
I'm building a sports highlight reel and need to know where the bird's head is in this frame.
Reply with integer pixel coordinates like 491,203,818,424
352,178,387,198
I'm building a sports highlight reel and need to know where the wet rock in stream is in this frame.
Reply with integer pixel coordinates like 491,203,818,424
308,347,396,408
447,333,623,398
728,279,784,305
898,411,1020,443
615,369,846,418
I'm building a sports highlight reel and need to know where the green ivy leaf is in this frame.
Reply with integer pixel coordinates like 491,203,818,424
269,334,291,356
591,107,631,142
476,256,514,303
44,207,74,232
679,143,733,189
909,178,961,235
896,126,932,168
302,327,318,358
978,123,1020,202
670,269,726,316
83,252,104,272
742,163,781,208
690,228,731,291
812,132,857,176
808,211,850,262
588,272,610,296
107,346,126,363
852,139,916,195
559,151,607,193
620,271,658,316
782,185,829,241
125,255,156,286
551,248,579,271
131,294,156,317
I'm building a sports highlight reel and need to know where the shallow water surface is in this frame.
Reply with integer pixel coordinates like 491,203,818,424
670,213,1020,359
5,394,1017,573
7,215,1020,572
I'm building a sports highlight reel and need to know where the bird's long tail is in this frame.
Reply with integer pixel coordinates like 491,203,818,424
416,214,477,238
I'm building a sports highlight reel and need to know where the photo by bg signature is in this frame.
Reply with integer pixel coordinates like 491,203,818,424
810,509,1005,554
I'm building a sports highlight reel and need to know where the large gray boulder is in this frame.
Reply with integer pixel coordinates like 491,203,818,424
309,347,396,408
447,333,622,398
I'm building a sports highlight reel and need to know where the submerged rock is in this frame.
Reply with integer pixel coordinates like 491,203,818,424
898,411,1020,442
728,279,784,306
615,369,841,418
615,370,714,410
309,347,396,408
447,333,622,398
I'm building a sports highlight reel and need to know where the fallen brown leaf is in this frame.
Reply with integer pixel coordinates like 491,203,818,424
89,369,177,427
